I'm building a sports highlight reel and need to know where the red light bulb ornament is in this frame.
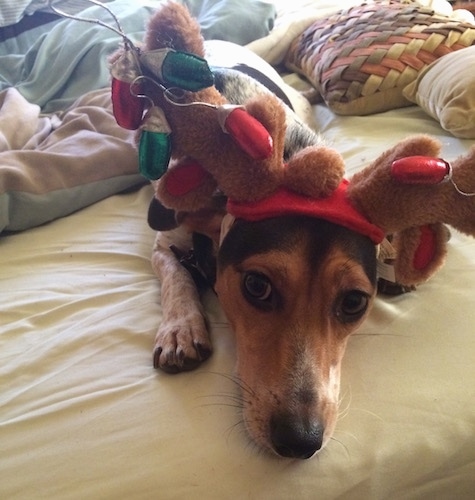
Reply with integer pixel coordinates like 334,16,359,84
391,156,475,196
138,106,172,181
391,156,450,184
217,105,273,160
110,48,145,130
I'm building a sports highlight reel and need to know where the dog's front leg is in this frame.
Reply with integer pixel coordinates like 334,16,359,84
151,228,212,373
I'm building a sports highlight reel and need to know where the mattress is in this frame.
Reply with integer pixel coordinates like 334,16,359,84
1,1,474,498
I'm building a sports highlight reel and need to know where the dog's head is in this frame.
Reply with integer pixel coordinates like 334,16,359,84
215,216,377,458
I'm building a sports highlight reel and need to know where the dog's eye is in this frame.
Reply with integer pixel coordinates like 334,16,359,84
242,272,273,307
336,290,370,323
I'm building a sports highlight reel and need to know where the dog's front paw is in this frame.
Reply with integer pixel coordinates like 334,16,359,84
153,317,212,373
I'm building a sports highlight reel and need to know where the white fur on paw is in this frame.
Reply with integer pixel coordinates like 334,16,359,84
153,318,212,373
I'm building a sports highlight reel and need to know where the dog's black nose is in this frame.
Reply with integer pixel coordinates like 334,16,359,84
270,414,324,459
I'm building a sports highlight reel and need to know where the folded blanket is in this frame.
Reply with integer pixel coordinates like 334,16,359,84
0,88,142,233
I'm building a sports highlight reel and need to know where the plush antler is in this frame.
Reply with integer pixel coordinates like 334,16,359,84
142,4,283,204
143,3,345,212
347,135,475,284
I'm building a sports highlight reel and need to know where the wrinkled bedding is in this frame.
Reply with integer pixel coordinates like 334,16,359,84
0,0,276,233
1,1,474,499
2,106,474,500
0,88,142,232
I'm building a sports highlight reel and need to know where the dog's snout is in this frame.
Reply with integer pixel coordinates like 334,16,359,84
270,414,324,459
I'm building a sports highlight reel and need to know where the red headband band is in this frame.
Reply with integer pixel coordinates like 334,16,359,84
226,180,385,244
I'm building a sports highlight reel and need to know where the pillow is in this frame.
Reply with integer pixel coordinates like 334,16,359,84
284,1,475,115
403,45,475,138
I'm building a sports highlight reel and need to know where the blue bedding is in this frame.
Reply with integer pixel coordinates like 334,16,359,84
0,0,275,112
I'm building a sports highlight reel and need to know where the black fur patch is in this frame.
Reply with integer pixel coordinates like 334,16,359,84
218,216,377,285
147,197,178,231
213,64,294,110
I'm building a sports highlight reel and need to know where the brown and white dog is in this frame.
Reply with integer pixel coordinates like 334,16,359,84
51,0,475,464
149,40,378,460
142,3,475,462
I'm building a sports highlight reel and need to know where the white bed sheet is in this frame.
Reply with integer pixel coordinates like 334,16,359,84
1,100,474,499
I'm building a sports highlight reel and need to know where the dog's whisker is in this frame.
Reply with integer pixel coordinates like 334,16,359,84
333,428,361,448
223,419,267,460
338,403,351,420
350,406,384,422
197,392,248,411
226,375,256,398
351,332,381,337
206,371,256,397
337,386,353,420
200,391,246,402
199,401,243,410
242,430,267,459
218,394,247,405
223,418,246,443
329,435,351,458
352,332,407,338
338,385,352,404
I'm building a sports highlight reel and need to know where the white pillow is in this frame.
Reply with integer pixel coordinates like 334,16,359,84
403,46,475,139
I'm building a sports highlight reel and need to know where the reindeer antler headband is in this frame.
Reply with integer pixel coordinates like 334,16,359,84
51,1,475,287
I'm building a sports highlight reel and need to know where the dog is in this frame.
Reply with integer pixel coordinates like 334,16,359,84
149,40,378,460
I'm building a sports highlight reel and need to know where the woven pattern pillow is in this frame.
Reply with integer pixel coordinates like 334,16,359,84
284,1,475,115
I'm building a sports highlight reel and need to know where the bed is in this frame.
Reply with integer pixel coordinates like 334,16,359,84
1,1,474,498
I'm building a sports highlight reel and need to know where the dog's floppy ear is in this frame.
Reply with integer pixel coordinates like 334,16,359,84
347,135,475,286
147,197,178,231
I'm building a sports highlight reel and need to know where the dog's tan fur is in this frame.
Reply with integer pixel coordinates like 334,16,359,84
152,213,377,458
215,245,375,452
